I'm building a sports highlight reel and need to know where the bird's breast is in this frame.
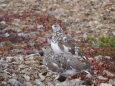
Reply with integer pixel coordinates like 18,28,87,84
63,45,69,53
51,41,63,54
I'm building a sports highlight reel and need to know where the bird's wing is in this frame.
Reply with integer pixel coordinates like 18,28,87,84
62,35,76,54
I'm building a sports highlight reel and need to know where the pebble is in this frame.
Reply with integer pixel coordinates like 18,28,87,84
57,75,66,82
34,79,45,86
8,78,18,85
15,55,24,63
82,79,93,85
109,79,115,85
6,56,13,62
99,83,112,86
47,82,54,86
24,61,31,65
104,56,111,59
103,70,114,77
0,21,6,24
39,73,45,81
97,76,108,80
55,79,82,86
1,81,7,85
11,49,24,54
37,25,44,29
23,74,30,81
94,55,102,59
25,82,33,86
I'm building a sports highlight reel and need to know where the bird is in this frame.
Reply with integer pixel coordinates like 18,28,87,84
50,24,74,54
42,47,90,77
40,24,91,79
50,24,84,59
41,24,90,73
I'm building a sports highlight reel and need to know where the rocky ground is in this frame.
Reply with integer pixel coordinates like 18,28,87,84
0,0,115,86
1,0,115,37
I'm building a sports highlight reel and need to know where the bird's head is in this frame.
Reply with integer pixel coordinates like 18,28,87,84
52,24,62,33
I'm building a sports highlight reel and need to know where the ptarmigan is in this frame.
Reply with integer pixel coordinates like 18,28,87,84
41,24,90,77
42,47,90,77
50,24,84,58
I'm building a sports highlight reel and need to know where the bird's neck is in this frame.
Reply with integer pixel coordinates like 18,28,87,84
52,31,64,39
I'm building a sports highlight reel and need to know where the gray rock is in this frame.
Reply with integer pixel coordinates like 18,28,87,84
55,79,82,86
25,82,32,86
109,79,115,85
34,79,45,86
99,83,112,86
8,79,23,86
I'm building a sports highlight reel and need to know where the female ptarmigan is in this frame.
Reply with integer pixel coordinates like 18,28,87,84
42,47,90,77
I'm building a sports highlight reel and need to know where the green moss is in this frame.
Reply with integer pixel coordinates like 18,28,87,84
109,35,115,47
86,35,115,47
98,36,109,43
87,35,96,41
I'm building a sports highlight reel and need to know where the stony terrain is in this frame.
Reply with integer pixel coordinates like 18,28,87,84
1,0,115,37
0,0,115,86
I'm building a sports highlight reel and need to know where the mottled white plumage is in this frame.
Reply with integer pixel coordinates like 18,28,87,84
50,24,85,59
51,24,76,55
41,24,90,77
42,47,90,77
51,41,63,54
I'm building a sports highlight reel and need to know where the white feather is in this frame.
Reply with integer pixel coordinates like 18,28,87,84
63,45,69,53
51,41,63,54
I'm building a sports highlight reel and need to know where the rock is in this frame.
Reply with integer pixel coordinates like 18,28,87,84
104,56,111,59
0,83,5,86
82,79,93,85
25,82,32,86
55,79,82,86
15,55,24,63
109,79,115,85
23,74,30,81
1,81,7,85
0,4,7,7
0,21,6,24
94,55,102,60
39,73,45,81
103,70,114,77
112,31,115,35
37,25,44,29
64,0,71,3
8,79,19,86
17,76,25,84
47,82,54,86
99,83,112,86
3,33,10,37
6,56,13,62
18,64,26,69
34,79,45,86
39,51,44,56
97,76,108,80
11,49,24,54
24,61,31,65
42,72,47,76
57,75,66,82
